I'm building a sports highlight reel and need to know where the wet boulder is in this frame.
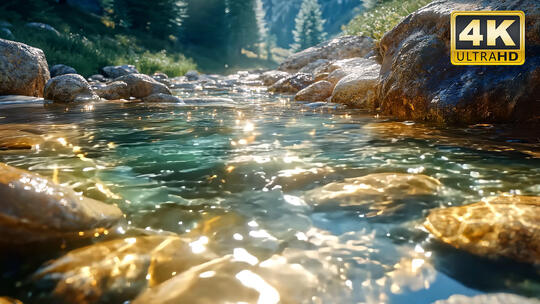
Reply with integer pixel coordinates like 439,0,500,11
0,39,50,97
279,35,374,73
424,195,540,264
0,163,123,243
93,81,130,100
305,173,441,209
378,0,540,124
268,73,314,94
260,70,289,86
50,64,77,78
433,293,540,304
102,64,139,79
33,235,218,304
294,80,334,102
44,74,98,103
142,93,183,103
114,73,172,99
330,59,380,108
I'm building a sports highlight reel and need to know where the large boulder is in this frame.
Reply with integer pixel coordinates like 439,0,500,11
102,64,139,79
33,235,218,303
0,39,50,97
377,0,540,124
115,73,172,99
44,74,98,103
279,35,374,73
433,293,540,304
294,80,334,102
0,163,123,243
424,195,540,264
50,64,77,78
330,59,380,108
268,73,314,94
93,81,130,100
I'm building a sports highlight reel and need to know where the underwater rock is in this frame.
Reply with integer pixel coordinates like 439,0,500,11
377,0,540,124
33,235,218,304
0,162,123,243
50,64,77,78
133,254,319,304
260,70,290,86
279,35,374,73
294,80,333,102
433,293,540,304
305,173,441,207
330,59,380,108
142,93,183,103
0,39,50,97
44,74,98,103
93,81,130,100
101,64,138,79
114,73,172,99
0,129,43,150
268,73,314,94
424,195,540,264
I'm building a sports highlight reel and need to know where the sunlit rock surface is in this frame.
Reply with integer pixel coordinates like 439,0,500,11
0,39,50,97
0,129,43,150
0,297,22,304
425,195,540,264
305,173,441,207
133,254,319,304
279,36,374,73
268,73,314,94
377,0,540,124
0,162,123,243
142,93,183,103
44,74,98,103
114,73,172,99
33,235,218,304
330,59,380,108
93,81,130,100
433,293,540,304
294,80,333,102
260,70,289,86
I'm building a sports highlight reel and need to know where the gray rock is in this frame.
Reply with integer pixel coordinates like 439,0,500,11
433,293,540,304
378,0,540,124
142,93,183,103
425,195,540,264
152,72,168,80
114,73,172,99
0,162,123,243
44,74,98,103
49,64,77,78
0,39,50,97
88,74,108,83
268,73,314,94
185,70,199,81
295,80,334,102
93,81,130,100
102,64,139,79
25,22,60,36
260,70,290,86
279,35,374,73
0,28,14,39
298,59,329,74
330,59,380,108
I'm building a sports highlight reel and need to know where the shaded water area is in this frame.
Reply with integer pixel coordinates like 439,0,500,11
0,84,539,303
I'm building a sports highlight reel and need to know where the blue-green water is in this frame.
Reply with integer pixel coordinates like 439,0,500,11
0,87,539,303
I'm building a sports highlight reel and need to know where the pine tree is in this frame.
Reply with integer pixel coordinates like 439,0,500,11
291,0,326,52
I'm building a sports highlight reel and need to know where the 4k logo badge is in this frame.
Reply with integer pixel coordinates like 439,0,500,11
451,11,525,65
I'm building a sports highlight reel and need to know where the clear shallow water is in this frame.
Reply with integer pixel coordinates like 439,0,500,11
0,87,539,303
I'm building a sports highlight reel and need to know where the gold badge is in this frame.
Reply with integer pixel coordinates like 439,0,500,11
451,11,525,65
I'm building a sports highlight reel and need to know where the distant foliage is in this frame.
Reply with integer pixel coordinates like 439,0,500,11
342,0,432,39
291,0,326,52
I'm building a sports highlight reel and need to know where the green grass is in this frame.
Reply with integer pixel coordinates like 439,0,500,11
342,0,432,40
0,2,195,77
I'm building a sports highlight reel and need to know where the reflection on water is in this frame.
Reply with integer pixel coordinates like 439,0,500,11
0,87,539,303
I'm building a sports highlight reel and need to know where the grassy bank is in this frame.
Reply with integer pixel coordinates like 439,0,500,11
0,1,195,77
342,0,432,40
